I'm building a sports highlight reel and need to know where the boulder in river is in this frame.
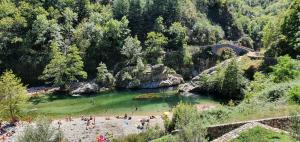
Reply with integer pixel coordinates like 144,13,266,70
66,81,111,95
67,81,98,95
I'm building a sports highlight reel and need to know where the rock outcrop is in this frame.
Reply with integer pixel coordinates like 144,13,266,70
115,64,184,89
178,57,242,93
66,81,111,95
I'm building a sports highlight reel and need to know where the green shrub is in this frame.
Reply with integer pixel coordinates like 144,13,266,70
266,87,288,102
219,48,236,60
238,36,254,49
96,63,115,88
245,72,272,100
232,126,296,142
17,117,64,142
270,55,299,83
196,58,248,100
164,102,208,142
288,85,300,104
113,126,165,142
200,108,231,124
222,58,248,100
257,82,293,102
152,135,174,142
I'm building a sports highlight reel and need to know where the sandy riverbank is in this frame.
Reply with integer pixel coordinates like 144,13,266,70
2,115,164,142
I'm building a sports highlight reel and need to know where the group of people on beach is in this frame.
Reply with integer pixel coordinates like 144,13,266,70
0,119,19,142
57,115,97,130
81,115,96,130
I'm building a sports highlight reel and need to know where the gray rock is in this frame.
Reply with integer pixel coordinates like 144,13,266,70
178,83,196,93
179,57,242,93
116,64,184,89
67,81,99,95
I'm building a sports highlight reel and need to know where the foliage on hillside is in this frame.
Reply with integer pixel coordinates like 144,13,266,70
0,0,293,85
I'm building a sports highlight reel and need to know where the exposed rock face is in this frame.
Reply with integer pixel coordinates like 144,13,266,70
178,58,239,93
116,64,184,89
66,81,111,95
178,56,247,92
178,82,197,93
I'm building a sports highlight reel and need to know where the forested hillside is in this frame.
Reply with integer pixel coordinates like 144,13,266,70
0,0,295,86
1,0,300,142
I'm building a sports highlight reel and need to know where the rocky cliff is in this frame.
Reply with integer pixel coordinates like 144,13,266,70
115,64,184,89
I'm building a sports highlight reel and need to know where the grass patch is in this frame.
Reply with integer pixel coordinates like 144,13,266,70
231,126,295,142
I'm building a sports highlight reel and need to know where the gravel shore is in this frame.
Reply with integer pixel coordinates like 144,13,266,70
3,115,164,142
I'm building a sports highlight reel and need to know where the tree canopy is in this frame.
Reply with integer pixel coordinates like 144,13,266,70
0,70,27,121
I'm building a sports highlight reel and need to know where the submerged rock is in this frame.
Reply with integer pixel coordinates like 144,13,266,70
115,64,184,89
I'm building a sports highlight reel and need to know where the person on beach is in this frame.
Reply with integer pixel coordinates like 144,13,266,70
58,121,62,129
86,119,90,130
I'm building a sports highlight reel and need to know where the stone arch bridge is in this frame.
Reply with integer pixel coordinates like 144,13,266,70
195,44,254,55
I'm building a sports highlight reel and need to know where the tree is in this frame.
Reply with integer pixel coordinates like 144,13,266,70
238,36,254,49
75,0,90,21
222,58,247,99
40,41,67,86
96,63,115,88
121,36,142,65
262,20,281,49
153,16,166,33
40,42,87,87
17,117,64,142
288,85,300,104
270,55,299,83
167,22,188,51
280,0,300,57
32,14,50,46
75,15,130,75
207,1,243,40
191,20,224,45
165,22,192,69
136,57,145,71
65,45,87,83
151,0,181,26
113,0,129,20
145,32,168,64
128,0,143,36
164,102,207,142
0,71,27,121
219,48,236,60
245,72,271,100
62,7,78,54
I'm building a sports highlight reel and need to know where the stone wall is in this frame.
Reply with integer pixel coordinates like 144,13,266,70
207,122,246,140
207,116,298,140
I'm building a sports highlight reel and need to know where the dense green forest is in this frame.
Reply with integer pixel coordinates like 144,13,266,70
0,0,296,86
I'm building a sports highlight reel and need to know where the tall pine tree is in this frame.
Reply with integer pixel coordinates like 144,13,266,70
40,42,87,87
128,0,143,37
